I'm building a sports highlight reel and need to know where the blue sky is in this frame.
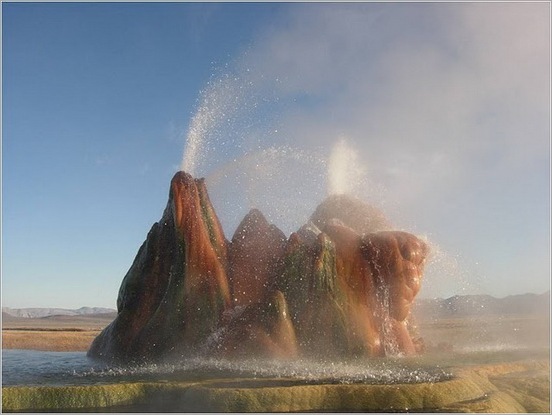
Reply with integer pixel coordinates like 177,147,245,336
2,2,550,308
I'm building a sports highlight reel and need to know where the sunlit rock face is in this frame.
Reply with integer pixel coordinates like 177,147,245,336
361,231,428,322
361,231,429,355
88,172,231,362
88,172,428,363
321,222,384,357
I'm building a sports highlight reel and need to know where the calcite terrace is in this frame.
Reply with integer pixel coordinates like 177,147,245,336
88,171,429,362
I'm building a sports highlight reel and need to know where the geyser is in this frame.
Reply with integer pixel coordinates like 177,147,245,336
327,137,367,196
88,171,429,363
91,54,430,363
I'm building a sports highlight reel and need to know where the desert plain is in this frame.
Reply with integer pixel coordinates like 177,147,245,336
2,306,550,413
2,312,116,352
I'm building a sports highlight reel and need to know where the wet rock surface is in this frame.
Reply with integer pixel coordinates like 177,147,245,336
3,359,549,413
88,171,429,363
228,209,287,307
89,172,231,362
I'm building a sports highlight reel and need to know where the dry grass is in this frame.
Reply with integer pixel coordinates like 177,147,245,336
2,330,100,352
2,313,113,351
2,313,115,331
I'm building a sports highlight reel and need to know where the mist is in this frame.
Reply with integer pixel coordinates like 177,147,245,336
180,3,550,299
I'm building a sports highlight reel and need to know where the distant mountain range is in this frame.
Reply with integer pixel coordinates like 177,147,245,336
2,292,549,320
2,306,116,319
413,292,550,319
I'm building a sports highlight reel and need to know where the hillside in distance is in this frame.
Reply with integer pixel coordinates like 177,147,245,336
2,307,116,319
2,292,548,323
2,291,550,319
2,309,117,331
413,292,550,320
2,291,550,322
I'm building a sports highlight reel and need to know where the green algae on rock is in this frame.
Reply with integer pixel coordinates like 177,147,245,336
2,382,151,412
3,361,549,413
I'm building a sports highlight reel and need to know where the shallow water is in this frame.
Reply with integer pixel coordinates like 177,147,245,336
2,350,107,386
4,344,549,388
2,349,456,387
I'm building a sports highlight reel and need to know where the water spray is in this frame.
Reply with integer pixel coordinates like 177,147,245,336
327,136,367,196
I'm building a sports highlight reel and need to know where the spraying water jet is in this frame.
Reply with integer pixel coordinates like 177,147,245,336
327,136,367,196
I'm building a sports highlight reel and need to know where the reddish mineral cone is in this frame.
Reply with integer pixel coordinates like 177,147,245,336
89,174,429,362
88,172,231,362
229,209,286,307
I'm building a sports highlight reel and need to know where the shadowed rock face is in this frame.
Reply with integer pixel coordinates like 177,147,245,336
212,290,299,358
229,209,287,307
88,172,428,362
276,225,349,357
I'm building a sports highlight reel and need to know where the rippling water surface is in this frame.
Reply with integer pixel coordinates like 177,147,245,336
5,344,548,388
3,349,456,387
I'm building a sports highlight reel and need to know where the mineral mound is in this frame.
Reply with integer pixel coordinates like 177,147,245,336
88,171,428,363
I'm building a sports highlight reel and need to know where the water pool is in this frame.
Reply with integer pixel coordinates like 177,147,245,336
3,349,455,387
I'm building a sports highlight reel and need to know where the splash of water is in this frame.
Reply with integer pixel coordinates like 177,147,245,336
180,102,209,175
179,56,475,308
205,145,328,236
377,283,401,357
75,356,452,385
327,136,367,196
421,238,484,299
179,62,335,236
180,57,382,239
180,69,260,176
